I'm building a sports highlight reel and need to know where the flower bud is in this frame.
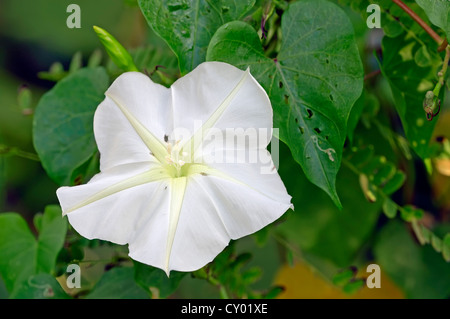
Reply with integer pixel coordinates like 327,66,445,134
93,26,138,72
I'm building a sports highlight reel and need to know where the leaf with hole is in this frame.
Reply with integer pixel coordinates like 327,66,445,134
380,32,441,158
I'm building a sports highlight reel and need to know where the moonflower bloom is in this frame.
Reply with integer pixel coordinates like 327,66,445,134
57,62,292,275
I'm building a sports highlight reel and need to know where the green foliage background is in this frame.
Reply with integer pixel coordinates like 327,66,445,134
0,0,449,299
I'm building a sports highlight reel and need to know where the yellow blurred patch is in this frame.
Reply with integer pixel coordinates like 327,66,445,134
274,261,404,299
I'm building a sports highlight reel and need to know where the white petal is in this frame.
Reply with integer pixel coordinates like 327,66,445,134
94,72,171,170
56,161,169,244
171,62,272,150
129,176,230,274
160,169,289,273
191,167,291,240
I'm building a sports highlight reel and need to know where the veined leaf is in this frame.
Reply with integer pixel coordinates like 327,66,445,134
207,0,364,207
33,67,109,186
415,0,450,42
138,0,256,74
0,206,67,295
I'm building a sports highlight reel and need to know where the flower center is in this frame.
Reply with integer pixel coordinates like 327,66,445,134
164,140,190,177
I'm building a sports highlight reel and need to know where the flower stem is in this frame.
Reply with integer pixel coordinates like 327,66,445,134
0,144,40,162
392,0,447,51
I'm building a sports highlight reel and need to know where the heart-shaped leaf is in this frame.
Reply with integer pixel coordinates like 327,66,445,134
33,67,109,185
0,205,67,295
138,0,255,74
207,0,364,207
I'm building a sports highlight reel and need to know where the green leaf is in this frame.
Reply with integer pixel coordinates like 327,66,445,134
33,67,109,185
88,49,103,68
37,62,67,82
242,267,262,285
374,221,450,299
138,0,255,74
207,0,364,207
382,197,398,219
0,205,67,295
264,286,284,299
86,267,150,299
332,268,356,287
344,145,406,198
17,85,32,111
9,274,70,299
69,51,83,73
431,234,442,252
0,213,36,293
443,234,450,262
415,0,450,42
342,279,364,295
133,261,185,298
414,45,432,67
381,171,406,195
383,14,405,38
37,206,68,273
400,205,424,222
379,32,440,158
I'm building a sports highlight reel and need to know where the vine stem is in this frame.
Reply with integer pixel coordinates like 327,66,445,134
440,45,450,77
434,44,450,94
392,0,447,51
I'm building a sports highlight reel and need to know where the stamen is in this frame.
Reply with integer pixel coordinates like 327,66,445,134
164,138,190,177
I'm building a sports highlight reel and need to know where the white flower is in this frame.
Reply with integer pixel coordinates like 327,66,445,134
56,62,292,276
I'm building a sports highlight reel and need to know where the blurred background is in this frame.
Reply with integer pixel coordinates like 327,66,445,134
0,0,151,217
0,0,449,299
